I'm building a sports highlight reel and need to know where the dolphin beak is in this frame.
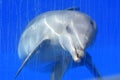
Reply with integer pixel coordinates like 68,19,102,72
74,47,85,63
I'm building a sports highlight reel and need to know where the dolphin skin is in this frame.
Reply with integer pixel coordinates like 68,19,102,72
15,8,102,80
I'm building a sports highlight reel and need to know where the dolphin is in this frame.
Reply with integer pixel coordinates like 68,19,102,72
15,7,102,80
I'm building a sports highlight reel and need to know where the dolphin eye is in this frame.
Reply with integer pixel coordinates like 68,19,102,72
90,20,94,26
66,26,72,33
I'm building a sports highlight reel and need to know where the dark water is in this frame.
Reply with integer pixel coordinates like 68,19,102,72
1,0,120,80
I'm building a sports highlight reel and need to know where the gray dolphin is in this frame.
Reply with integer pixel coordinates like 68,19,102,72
15,7,102,80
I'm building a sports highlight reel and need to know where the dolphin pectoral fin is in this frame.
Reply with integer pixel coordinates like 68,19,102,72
15,42,41,79
85,52,102,79
51,58,70,80
15,37,49,79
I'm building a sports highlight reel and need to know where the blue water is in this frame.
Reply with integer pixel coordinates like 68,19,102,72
1,0,120,80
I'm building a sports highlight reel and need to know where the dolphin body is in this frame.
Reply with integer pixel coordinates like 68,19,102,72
15,8,102,80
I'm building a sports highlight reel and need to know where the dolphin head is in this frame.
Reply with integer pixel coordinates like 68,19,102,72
53,11,97,62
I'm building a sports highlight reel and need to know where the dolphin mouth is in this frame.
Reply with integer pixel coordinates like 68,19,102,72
74,47,85,62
